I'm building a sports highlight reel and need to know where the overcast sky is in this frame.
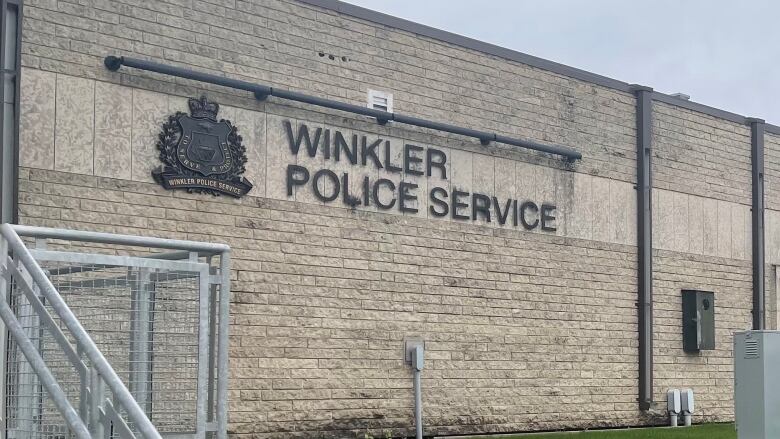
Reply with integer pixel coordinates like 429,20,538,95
345,0,780,125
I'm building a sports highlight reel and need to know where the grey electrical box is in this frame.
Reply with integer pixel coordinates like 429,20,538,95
734,331,780,439
404,338,425,364
682,290,715,352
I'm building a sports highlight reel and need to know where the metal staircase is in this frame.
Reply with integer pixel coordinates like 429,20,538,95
0,224,231,439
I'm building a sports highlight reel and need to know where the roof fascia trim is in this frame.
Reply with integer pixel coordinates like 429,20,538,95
298,0,766,128
297,0,632,92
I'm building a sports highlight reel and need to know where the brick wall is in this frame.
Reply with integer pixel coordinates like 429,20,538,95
18,166,642,437
14,0,773,437
652,102,751,205
21,0,637,181
764,132,780,328
763,133,780,212
18,72,642,436
650,102,753,421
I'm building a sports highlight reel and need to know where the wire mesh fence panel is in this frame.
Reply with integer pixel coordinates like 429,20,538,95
5,267,83,439
0,225,230,439
4,256,210,439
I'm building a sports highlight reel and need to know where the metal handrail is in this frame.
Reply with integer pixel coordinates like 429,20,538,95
0,224,164,439
11,224,229,254
103,55,583,161
2,224,232,439
0,297,91,439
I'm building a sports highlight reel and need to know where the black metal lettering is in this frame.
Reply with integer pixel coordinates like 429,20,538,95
426,148,447,179
399,182,418,213
312,169,339,202
520,201,539,230
362,175,370,206
322,129,331,158
335,131,358,164
541,204,557,231
429,187,449,217
493,196,512,225
286,164,309,196
341,172,361,207
361,137,384,169
284,121,329,159
372,178,396,210
404,144,424,176
472,193,491,222
451,189,469,220
384,141,402,173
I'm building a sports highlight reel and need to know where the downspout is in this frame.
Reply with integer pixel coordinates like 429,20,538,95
631,85,654,410
0,0,22,225
749,118,765,330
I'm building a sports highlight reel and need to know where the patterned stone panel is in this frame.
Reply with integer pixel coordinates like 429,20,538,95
19,69,56,169
131,89,168,183
653,189,750,261
94,81,132,179
54,74,94,174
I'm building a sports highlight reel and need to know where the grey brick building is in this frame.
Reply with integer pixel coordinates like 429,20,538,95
0,0,778,437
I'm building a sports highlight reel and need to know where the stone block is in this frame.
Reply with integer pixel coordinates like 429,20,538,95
702,198,719,256
717,200,733,258
591,176,610,243
688,195,704,255
568,172,592,240
131,89,168,182
54,74,94,174
671,191,689,253
94,81,132,179
19,68,56,169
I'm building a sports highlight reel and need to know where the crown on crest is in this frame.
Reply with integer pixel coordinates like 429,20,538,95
188,96,220,119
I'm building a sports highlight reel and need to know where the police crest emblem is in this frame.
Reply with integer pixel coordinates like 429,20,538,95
152,96,253,197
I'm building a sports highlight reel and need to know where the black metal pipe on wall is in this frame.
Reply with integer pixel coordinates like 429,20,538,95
104,55,582,161
749,118,766,330
631,84,654,411
630,92,769,409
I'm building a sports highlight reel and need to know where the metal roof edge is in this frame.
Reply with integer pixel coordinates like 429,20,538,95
766,124,780,136
297,0,632,92
297,0,771,128
652,92,748,125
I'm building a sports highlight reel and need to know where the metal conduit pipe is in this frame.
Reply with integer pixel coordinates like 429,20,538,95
414,369,422,439
104,55,582,161
404,340,425,439
411,345,424,439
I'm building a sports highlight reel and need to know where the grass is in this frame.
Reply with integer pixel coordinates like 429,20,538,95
467,423,735,438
